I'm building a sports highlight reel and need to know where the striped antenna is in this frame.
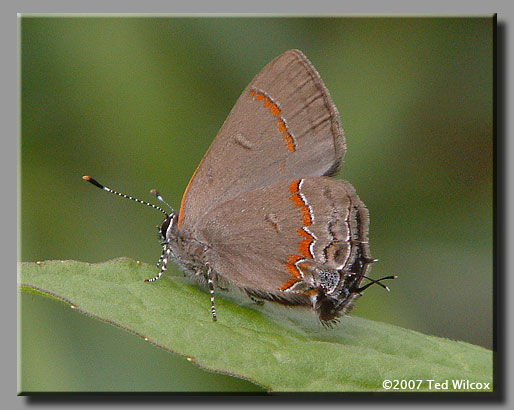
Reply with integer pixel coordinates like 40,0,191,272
83,176,169,217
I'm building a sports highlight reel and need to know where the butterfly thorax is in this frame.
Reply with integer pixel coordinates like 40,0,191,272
159,213,208,279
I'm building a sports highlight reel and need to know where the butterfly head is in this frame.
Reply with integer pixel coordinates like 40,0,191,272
158,212,179,242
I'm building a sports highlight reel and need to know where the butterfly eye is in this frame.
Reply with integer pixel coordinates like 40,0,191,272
160,216,172,239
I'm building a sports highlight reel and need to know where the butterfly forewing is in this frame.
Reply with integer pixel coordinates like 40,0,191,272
178,50,345,231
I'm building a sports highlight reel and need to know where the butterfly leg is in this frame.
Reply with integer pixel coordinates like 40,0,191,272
145,246,171,283
155,246,166,268
206,265,217,321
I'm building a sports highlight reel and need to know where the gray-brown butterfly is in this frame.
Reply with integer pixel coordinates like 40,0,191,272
84,49,395,325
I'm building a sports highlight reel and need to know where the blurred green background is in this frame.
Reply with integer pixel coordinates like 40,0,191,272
20,16,493,392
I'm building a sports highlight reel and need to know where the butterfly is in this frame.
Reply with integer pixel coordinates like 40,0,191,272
84,49,395,325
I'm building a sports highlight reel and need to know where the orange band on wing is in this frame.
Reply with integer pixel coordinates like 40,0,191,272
277,118,287,133
285,262,302,279
270,104,280,116
289,193,304,207
288,254,303,265
249,88,296,153
281,179,317,291
301,206,312,226
289,180,300,194
297,228,314,239
177,164,201,228
279,277,300,291
283,133,295,152
299,239,314,259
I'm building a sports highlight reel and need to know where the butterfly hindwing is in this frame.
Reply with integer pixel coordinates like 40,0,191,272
196,177,370,304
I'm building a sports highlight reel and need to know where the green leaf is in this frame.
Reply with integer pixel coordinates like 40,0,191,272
18,259,493,392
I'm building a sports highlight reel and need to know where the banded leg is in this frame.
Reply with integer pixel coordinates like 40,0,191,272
156,246,166,268
207,265,217,322
145,247,171,283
